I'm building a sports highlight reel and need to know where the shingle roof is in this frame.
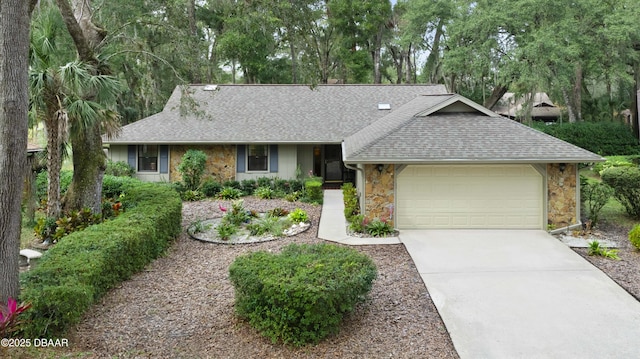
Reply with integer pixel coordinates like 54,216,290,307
104,84,448,144
343,95,603,163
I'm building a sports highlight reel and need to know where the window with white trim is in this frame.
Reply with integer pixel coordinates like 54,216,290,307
247,144,268,172
138,145,159,172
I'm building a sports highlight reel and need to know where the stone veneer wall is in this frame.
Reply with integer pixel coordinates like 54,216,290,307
170,145,236,183
547,163,577,229
364,164,395,225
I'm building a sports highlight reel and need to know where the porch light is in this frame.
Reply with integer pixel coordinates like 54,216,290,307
377,164,384,173
559,163,566,173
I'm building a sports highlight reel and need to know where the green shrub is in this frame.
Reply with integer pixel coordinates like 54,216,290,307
284,191,301,202
273,178,289,193
223,180,242,190
581,181,614,227
288,208,309,223
102,175,141,199
288,179,305,193
200,179,222,197
19,182,182,338
304,180,323,203
105,160,135,177
36,170,73,203
247,216,290,237
229,243,377,346
601,167,640,218
593,155,638,174
240,179,257,196
366,218,394,237
218,186,242,200
255,186,274,199
257,176,272,188
182,189,205,201
223,200,251,226
349,214,366,233
217,222,238,240
177,149,207,190
587,240,620,260
342,182,359,222
532,122,640,156
630,224,640,250
266,207,289,217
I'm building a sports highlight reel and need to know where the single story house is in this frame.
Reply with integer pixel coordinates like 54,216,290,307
103,84,603,231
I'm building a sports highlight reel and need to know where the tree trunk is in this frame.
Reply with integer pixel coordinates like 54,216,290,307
0,0,32,303
483,84,508,110
633,61,640,139
424,19,444,84
372,26,383,84
45,113,63,219
290,41,298,84
56,0,107,214
573,65,583,121
404,45,412,84
563,89,577,123
63,124,105,213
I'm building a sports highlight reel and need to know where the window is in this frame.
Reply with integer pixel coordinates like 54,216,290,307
247,145,268,172
138,145,158,172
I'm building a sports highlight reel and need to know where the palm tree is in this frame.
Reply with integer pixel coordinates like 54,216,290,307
29,8,121,220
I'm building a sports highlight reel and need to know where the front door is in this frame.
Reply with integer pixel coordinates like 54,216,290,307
324,145,343,182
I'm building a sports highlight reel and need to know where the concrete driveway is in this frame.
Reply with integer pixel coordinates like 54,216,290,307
400,230,640,359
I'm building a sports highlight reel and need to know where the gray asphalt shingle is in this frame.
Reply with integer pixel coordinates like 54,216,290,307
105,84,448,144
343,96,603,163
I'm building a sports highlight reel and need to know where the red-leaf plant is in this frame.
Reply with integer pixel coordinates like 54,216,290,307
0,297,31,337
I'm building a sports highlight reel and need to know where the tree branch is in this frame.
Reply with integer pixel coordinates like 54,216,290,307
54,0,94,61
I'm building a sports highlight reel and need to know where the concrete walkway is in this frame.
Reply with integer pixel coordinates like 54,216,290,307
318,190,400,245
401,230,640,359
319,190,640,358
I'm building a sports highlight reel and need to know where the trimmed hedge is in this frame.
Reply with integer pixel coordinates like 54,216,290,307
229,243,377,346
342,182,359,222
304,180,323,203
630,225,640,250
532,122,640,156
601,166,640,218
19,182,182,337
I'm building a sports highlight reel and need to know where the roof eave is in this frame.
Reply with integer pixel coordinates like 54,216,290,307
344,157,605,165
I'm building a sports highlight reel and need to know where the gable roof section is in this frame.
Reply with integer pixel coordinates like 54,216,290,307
343,94,603,164
104,84,448,144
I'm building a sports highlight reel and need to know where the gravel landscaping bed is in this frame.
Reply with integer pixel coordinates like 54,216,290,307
571,221,640,301
62,198,459,358
45,197,640,359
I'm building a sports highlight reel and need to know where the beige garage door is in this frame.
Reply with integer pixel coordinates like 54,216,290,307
396,165,543,229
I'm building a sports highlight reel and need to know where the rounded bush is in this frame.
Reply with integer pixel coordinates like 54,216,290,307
601,166,640,218
229,243,377,346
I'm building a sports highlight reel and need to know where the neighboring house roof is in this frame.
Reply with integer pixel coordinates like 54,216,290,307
343,94,603,164
27,141,44,154
494,92,561,120
104,84,448,145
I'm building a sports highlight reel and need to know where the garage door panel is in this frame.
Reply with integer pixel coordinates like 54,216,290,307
396,165,543,229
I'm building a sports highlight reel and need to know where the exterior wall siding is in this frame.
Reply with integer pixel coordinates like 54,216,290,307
107,145,128,163
363,163,395,225
547,163,578,229
170,145,236,183
296,145,314,177
236,144,299,181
